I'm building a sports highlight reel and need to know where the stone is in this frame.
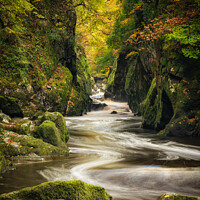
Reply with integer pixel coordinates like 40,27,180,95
36,120,62,146
0,180,112,200
36,112,69,142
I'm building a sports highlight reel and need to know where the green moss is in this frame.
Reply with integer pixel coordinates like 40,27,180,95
142,78,158,129
0,96,24,118
76,44,92,95
0,180,112,200
160,78,200,136
0,119,34,136
158,193,200,200
36,112,69,143
45,67,73,115
142,77,175,131
36,120,62,146
0,131,68,157
163,110,200,136
66,87,89,116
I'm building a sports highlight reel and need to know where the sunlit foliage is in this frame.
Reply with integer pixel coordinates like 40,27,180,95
74,0,121,73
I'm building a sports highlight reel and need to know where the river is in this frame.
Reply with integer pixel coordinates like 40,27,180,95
0,101,200,200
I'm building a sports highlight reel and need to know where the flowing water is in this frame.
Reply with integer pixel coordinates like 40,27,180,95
0,101,200,200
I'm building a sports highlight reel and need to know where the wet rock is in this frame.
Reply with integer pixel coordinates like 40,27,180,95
0,96,23,118
0,180,112,200
91,102,107,111
123,108,130,112
111,111,118,114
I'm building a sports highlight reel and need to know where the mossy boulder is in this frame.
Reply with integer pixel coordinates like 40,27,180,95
0,180,112,200
158,193,200,200
36,120,63,147
0,96,23,118
0,119,34,136
36,112,69,142
0,130,69,158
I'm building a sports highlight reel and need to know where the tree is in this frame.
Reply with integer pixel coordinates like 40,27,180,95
74,0,121,72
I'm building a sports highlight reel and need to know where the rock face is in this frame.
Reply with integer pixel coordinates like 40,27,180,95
0,96,23,118
104,0,200,136
0,180,112,200
158,193,200,200
141,56,200,136
0,0,91,117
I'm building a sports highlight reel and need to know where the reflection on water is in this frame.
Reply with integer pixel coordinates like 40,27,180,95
0,101,200,200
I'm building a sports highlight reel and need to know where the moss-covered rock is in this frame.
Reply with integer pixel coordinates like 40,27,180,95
0,0,91,118
0,119,34,136
158,193,200,200
36,112,69,142
105,47,130,101
66,87,90,116
36,120,63,147
0,180,112,200
162,79,200,136
142,78,174,130
0,130,69,158
125,56,152,113
0,96,23,118
43,67,73,116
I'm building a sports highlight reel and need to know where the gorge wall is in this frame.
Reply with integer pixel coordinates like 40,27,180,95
105,0,200,136
0,0,91,117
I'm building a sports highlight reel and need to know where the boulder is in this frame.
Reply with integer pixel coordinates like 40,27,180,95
111,111,118,114
36,112,69,142
0,130,69,160
36,120,62,147
91,102,107,111
0,96,23,118
0,180,112,200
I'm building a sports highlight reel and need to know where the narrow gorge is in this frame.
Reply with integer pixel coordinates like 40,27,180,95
0,0,200,200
